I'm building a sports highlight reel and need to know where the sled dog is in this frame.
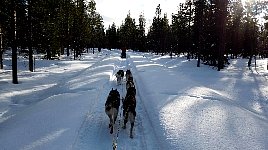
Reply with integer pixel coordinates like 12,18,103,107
105,88,120,134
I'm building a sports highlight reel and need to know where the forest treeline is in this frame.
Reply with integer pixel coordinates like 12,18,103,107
0,0,268,83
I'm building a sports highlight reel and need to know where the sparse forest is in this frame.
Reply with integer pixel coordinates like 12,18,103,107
0,0,268,82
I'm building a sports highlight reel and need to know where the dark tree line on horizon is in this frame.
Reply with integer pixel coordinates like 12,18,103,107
0,0,268,83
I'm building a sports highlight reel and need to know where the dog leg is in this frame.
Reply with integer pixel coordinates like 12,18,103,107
122,119,127,129
122,112,128,129
129,112,135,138
110,126,113,134
114,116,117,123
122,117,128,129
109,112,115,134
110,115,114,134
109,115,113,128
130,122,134,138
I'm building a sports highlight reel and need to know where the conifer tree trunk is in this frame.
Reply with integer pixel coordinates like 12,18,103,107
217,0,228,71
66,5,70,57
187,1,192,61
0,26,3,69
196,0,204,67
11,0,18,84
28,0,34,72
0,50,2,69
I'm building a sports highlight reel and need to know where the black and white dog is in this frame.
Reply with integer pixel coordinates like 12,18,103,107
126,77,135,94
105,88,120,134
115,70,124,85
125,69,133,82
122,86,136,138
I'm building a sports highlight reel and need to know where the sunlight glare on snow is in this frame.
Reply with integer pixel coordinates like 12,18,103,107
136,63,163,68
22,128,69,150
68,71,111,90
159,86,228,137
252,101,263,114
1,84,56,100
159,90,230,149
0,110,13,123
130,55,143,58
159,95,204,136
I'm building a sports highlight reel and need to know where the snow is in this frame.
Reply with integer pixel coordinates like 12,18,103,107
0,49,268,150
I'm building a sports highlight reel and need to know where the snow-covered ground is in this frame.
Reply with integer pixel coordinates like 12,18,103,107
0,49,268,150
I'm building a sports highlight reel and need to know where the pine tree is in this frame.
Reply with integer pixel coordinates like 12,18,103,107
27,0,33,71
11,0,18,84
243,1,261,67
147,4,170,54
118,12,137,49
193,0,205,67
0,26,3,69
216,0,228,71
226,0,244,59
137,13,146,52
106,23,119,49
171,3,192,55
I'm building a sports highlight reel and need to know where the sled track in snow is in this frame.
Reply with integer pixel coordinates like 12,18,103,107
126,54,162,149
70,53,124,149
65,51,166,149
114,56,148,150
71,52,162,149
71,78,109,149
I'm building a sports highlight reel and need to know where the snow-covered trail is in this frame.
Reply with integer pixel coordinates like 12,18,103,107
72,51,159,150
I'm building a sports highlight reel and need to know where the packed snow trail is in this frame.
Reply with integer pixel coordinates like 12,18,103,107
72,51,159,150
